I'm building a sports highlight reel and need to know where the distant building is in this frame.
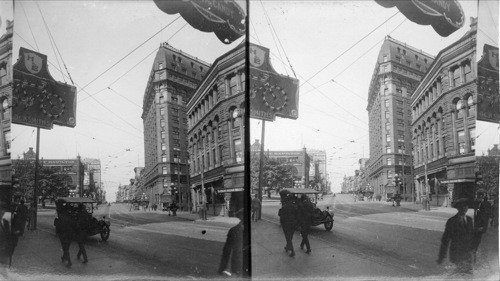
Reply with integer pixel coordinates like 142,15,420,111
411,18,477,206
19,147,85,197
488,144,500,157
82,158,102,200
187,42,245,216
0,19,12,189
367,36,434,200
142,43,210,211
263,148,311,189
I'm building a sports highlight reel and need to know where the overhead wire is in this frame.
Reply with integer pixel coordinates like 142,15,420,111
20,2,39,52
259,1,288,76
78,15,182,93
301,11,401,87
78,22,188,103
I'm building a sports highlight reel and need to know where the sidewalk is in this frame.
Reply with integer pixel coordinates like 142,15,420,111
1,229,170,280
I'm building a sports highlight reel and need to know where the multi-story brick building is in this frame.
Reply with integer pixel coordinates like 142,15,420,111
0,19,12,190
142,42,210,211
367,36,434,200
187,42,245,216
411,19,477,206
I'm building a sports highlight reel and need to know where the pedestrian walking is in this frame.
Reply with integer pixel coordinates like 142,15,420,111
476,196,491,233
75,205,89,264
251,194,261,222
13,200,28,236
298,195,313,254
218,209,247,277
0,197,16,267
55,208,74,267
437,198,475,274
26,203,35,231
279,196,298,257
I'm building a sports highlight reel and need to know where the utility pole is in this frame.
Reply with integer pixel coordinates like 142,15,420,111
257,121,266,220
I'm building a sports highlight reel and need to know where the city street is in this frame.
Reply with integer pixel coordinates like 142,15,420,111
3,204,238,280
252,194,499,280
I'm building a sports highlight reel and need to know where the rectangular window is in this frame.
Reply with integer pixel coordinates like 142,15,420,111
453,67,461,87
386,146,391,153
464,63,472,82
161,143,167,151
398,134,404,142
383,55,388,62
160,120,165,127
160,108,165,116
386,122,391,130
458,130,465,154
234,139,242,163
385,111,390,119
162,166,168,175
387,158,392,165
162,155,167,162
387,170,393,179
229,76,238,95
4,131,9,155
469,128,475,152
386,134,391,142
161,131,166,139
240,72,245,91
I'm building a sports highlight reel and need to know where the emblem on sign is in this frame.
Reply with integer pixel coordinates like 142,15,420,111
24,52,43,75
250,46,265,68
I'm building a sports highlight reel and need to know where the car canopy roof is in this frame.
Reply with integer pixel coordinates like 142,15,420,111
56,197,96,204
280,188,321,195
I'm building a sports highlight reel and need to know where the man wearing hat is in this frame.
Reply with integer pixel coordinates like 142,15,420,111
218,208,248,277
437,198,475,274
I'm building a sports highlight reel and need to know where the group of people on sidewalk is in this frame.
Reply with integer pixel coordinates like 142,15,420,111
279,194,314,257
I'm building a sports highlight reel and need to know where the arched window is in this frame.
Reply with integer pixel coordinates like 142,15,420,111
1,99,9,121
466,95,475,117
455,99,464,119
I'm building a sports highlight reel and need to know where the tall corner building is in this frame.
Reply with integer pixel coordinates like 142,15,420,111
0,19,12,188
142,42,211,211
367,36,434,200
187,42,246,216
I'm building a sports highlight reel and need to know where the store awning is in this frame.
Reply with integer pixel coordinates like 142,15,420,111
218,188,244,193
440,178,475,184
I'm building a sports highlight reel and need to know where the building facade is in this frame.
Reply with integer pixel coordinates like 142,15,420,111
0,19,12,189
411,19,477,206
264,148,311,189
142,42,211,211
367,36,434,200
187,42,245,216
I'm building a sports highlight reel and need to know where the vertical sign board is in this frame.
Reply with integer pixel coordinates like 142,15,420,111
12,47,77,129
375,0,465,37
477,44,499,123
153,0,246,44
249,44,299,121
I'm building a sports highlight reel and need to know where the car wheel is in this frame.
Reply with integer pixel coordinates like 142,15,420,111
324,215,333,231
100,226,110,241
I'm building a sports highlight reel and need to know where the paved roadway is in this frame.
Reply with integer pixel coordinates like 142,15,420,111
7,203,237,279
253,193,498,280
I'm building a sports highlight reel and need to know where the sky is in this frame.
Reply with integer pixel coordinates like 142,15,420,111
12,1,245,201
249,0,483,193
0,0,13,35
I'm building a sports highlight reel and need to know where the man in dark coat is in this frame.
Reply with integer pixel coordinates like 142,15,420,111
298,195,313,254
279,196,298,257
13,200,28,236
476,195,491,233
218,209,246,276
56,209,75,267
75,204,89,263
251,194,261,222
437,198,475,274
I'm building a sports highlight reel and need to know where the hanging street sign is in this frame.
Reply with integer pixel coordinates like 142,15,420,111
477,44,499,123
250,44,299,121
153,0,246,44
12,47,77,129
374,0,465,37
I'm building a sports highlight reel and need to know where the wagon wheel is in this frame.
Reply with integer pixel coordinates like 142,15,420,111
324,215,334,231
100,226,110,241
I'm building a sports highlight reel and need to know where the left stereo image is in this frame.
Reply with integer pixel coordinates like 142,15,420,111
2,0,250,279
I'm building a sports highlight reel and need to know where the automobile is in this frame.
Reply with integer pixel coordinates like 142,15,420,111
54,197,111,241
279,188,334,231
